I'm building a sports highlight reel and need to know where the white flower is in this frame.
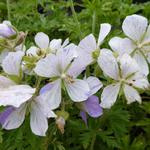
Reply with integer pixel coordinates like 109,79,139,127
34,45,90,110
0,75,35,108
98,49,149,108
1,90,56,136
75,23,111,68
26,32,69,57
2,51,24,76
109,14,150,76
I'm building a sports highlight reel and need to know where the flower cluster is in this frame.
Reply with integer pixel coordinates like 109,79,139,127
0,14,149,136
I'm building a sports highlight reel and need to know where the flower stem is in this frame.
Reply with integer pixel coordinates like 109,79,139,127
6,0,11,20
92,11,96,35
70,0,81,40
90,134,96,150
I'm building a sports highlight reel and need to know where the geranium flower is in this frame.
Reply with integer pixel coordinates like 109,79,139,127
0,21,16,38
79,76,103,124
0,90,56,136
73,23,111,69
98,49,149,108
109,14,150,75
0,52,56,136
26,32,69,57
34,45,90,110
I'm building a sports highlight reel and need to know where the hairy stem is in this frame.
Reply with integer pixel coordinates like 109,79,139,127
70,0,81,40
6,0,11,20
92,11,96,35
90,134,96,150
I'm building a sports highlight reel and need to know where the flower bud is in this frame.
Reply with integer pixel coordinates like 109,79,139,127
56,116,65,134
0,22,16,38
15,31,26,46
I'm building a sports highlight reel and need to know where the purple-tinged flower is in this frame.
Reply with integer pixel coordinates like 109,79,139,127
0,21,16,38
80,96,103,125
34,45,90,110
0,107,15,125
79,76,103,124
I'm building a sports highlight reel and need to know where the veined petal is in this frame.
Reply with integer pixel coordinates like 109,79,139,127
0,85,35,107
85,76,103,95
26,46,38,57
84,95,103,118
143,24,150,43
122,14,148,42
120,54,139,78
39,83,53,95
65,79,90,102
100,83,120,108
109,37,136,55
39,79,61,110
133,52,149,76
30,101,48,136
97,23,111,47
34,95,57,118
0,75,15,88
78,34,97,53
127,73,150,89
49,39,62,52
98,49,119,80
35,32,49,49
0,107,15,125
34,53,61,78
2,104,27,129
2,51,24,76
123,84,141,104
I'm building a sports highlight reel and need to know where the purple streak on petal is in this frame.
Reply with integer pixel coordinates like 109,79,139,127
0,24,16,38
80,111,87,126
0,107,15,125
84,95,103,118
39,83,53,95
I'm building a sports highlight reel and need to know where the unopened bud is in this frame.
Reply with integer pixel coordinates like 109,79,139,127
0,21,16,38
56,116,65,134
15,31,26,46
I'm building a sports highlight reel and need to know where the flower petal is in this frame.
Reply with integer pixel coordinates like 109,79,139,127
0,75,15,88
78,34,97,53
35,32,49,49
26,46,38,57
0,107,15,125
100,83,120,108
109,37,136,56
144,24,150,43
2,51,24,76
133,52,149,76
30,101,48,136
39,79,61,110
127,73,150,89
65,79,90,102
49,39,62,52
0,85,35,107
84,95,103,118
122,14,148,42
2,104,27,129
123,84,141,104
80,111,87,125
97,23,111,47
34,53,60,77
120,54,139,78
85,76,103,95
98,49,119,80
39,83,53,95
